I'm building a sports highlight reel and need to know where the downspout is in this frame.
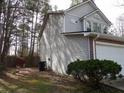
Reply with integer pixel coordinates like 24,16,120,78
85,33,100,59
94,33,100,40
88,37,91,59
84,33,91,59
93,34,100,59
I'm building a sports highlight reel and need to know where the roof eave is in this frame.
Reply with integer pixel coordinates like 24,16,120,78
62,32,124,42
85,32,124,42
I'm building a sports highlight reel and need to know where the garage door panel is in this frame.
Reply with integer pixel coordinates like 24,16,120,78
96,43,124,75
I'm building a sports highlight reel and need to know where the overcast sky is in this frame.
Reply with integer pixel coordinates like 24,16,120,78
50,0,124,24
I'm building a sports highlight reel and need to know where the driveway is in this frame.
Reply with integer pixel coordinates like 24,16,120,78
103,78,124,91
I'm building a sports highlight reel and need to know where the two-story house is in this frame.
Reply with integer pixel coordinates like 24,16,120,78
39,0,124,74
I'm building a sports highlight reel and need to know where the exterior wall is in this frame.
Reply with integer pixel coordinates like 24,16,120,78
64,14,83,32
40,14,89,74
64,3,95,32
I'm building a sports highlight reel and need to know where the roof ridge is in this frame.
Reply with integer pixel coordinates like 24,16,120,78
65,0,91,12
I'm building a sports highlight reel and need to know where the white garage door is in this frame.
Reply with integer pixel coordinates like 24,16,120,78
96,42,124,75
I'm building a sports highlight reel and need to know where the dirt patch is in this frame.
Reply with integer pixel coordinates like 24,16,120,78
0,68,123,93
1,68,82,93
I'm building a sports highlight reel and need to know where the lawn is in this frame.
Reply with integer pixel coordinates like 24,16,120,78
0,68,123,93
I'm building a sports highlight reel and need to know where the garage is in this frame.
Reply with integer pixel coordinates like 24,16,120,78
96,42,124,75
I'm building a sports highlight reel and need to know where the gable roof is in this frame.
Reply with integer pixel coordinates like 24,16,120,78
89,1,112,25
65,0,112,25
80,9,112,25
80,9,98,19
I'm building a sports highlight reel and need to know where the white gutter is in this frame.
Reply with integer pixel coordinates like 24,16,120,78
62,32,124,42
94,33,100,40
83,33,91,36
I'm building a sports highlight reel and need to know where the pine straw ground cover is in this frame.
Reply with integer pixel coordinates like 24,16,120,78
0,68,123,93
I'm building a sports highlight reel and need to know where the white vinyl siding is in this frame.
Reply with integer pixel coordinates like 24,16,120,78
40,14,89,74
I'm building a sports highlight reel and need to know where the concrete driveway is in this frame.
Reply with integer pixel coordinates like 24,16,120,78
103,78,124,91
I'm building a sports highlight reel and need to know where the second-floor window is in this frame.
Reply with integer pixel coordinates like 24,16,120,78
98,24,101,32
93,23,97,32
93,22,101,32
103,26,108,34
86,21,91,31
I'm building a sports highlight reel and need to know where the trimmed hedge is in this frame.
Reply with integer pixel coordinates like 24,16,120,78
67,59,122,86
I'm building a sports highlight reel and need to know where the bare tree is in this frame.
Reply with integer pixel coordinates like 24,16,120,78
0,0,50,66
0,0,21,64
24,0,49,59
115,14,124,36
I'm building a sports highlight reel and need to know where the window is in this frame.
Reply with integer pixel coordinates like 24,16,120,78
86,21,91,31
93,23,97,32
103,26,108,34
98,24,101,32
93,23,101,32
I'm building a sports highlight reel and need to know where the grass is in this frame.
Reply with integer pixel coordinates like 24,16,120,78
0,68,123,93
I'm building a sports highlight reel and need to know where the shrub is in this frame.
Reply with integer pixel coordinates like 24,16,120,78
67,59,122,86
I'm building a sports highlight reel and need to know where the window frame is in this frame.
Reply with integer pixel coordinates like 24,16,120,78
86,20,91,32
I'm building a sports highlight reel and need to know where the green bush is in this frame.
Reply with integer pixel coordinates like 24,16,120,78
67,59,122,86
